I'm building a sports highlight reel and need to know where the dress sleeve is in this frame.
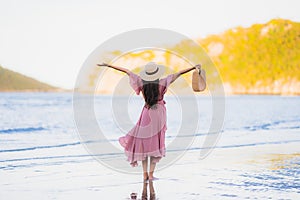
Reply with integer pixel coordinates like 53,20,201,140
160,74,175,88
159,74,175,94
128,71,142,95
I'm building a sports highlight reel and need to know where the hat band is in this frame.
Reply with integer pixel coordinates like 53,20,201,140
145,67,159,75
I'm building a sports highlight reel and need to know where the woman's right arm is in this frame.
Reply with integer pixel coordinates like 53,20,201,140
97,63,130,75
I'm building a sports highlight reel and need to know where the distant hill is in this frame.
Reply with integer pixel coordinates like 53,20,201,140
199,18,300,94
0,66,59,92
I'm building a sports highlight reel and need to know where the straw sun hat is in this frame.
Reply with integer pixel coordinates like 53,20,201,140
139,62,165,81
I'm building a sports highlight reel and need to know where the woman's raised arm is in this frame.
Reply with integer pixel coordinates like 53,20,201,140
170,64,201,83
97,63,130,75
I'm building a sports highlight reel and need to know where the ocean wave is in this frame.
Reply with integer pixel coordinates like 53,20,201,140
0,142,81,153
0,154,95,163
0,127,46,134
0,140,113,153
241,118,300,132
167,139,300,152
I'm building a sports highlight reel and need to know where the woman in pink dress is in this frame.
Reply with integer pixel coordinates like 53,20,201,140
98,62,200,181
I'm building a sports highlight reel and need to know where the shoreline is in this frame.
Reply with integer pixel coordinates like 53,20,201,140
0,89,72,93
1,90,299,96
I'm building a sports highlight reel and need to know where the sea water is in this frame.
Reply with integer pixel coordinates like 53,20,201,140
0,93,299,199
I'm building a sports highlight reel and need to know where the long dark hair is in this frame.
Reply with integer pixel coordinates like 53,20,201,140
142,79,159,109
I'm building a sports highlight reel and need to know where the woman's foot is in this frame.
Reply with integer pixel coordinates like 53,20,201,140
148,172,158,181
143,172,149,181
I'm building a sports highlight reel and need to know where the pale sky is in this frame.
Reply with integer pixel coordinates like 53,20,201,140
0,0,299,89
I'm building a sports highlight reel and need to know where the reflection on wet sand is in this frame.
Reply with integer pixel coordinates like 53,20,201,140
139,180,156,200
149,181,156,200
269,153,300,170
141,181,147,200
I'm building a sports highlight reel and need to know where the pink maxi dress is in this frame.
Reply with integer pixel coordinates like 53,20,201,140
119,71,174,167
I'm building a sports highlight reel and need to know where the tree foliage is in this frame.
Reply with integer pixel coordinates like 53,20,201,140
199,19,300,89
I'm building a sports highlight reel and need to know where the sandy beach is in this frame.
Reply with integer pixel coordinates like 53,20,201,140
1,131,299,199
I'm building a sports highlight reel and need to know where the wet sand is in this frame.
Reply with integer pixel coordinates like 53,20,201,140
1,141,299,200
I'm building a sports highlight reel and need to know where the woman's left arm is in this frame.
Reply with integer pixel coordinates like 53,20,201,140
170,64,200,83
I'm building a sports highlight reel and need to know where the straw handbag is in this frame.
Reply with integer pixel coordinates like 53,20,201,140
192,67,206,92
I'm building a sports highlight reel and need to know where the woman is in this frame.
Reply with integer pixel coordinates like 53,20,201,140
97,62,201,181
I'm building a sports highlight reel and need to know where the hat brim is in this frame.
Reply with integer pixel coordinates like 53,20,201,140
139,64,166,81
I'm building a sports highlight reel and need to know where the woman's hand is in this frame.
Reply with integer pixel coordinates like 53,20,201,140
194,64,201,70
97,62,110,67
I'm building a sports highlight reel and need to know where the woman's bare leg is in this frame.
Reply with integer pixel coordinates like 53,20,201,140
142,157,149,180
149,156,156,180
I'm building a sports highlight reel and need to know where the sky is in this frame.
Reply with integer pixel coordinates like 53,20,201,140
0,0,299,89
